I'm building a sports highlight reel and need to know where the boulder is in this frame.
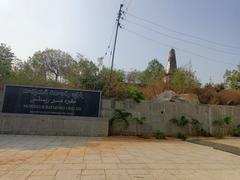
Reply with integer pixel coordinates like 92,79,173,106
155,90,199,104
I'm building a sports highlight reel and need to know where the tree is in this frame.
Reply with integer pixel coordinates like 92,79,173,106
29,49,75,81
141,59,165,84
0,43,14,81
126,70,142,85
99,67,128,98
76,57,99,89
171,67,200,93
224,65,240,90
9,60,47,85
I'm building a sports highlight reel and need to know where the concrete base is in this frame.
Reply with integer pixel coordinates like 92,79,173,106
0,113,109,136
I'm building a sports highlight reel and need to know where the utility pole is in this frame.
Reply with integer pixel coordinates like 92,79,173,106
109,4,124,89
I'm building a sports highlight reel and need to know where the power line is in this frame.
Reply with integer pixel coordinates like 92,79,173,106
122,27,238,66
124,19,240,56
124,0,133,12
125,12,240,50
102,21,117,60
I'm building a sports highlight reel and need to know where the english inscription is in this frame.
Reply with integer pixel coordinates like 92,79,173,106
2,85,101,117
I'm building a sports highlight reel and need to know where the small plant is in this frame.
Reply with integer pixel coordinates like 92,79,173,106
154,130,166,139
128,86,144,103
133,116,146,125
212,116,232,138
176,133,187,141
223,116,232,125
191,119,202,135
233,128,240,137
170,116,189,127
133,116,146,136
233,125,240,137
109,109,132,129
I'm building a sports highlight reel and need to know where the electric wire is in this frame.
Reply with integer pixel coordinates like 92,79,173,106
122,27,238,66
125,12,240,50
124,19,240,56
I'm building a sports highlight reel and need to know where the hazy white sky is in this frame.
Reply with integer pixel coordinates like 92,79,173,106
0,0,239,84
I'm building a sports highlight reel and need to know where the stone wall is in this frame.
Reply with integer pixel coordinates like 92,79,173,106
1,88,240,137
0,113,108,136
101,99,240,136
0,90,108,136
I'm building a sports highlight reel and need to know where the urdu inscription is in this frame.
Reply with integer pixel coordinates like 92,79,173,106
2,85,101,117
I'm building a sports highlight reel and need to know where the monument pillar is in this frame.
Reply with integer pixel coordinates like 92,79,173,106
165,48,177,89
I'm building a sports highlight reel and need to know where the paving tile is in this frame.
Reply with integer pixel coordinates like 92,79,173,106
0,135,240,180
81,169,105,175
81,175,106,180
106,174,131,180
31,170,57,176
0,170,33,180
27,176,55,180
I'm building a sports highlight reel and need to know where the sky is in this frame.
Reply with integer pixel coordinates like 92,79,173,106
0,0,239,84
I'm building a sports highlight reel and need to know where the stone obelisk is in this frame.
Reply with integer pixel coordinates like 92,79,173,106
165,48,177,88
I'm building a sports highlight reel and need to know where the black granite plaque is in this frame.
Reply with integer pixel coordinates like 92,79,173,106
2,85,101,117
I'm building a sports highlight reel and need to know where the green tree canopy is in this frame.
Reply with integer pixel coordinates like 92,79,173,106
171,67,201,93
0,43,15,81
224,65,240,90
142,59,165,84
29,49,75,81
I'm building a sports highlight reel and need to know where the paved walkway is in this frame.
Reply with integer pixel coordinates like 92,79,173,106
188,137,240,156
207,138,240,148
0,135,240,180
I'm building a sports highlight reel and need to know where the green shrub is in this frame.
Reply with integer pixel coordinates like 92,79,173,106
128,86,144,103
233,125,240,137
223,116,232,125
133,116,146,136
212,116,233,138
109,109,132,128
170,116,189,127
176,133,187,141
154,131,166,139
132,116,146,125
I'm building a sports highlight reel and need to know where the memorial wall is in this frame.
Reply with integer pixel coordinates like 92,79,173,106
0,85,108,136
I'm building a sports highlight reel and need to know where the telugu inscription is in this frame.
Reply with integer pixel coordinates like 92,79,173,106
2,85,101,117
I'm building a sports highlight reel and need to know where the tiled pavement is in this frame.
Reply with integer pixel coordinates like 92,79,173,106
207,138,240,148
0,135,240,180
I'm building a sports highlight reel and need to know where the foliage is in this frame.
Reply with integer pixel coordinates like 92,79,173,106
141,59,165,84
224,65,240,90
154,130,166,139
132,116,146,125
191,119,208,136
171,67,200,93
133,116,146,136
29,48,75,81
176,133,187,141
126,70,142,85
0,43,15,82
70,57,99,89
223,116,232,125
128,86,144,103
191,119,201,134
141,81,166,99
233,125,240,137
1,42,239,101
109,109,132,129
100,67,128,98
212,116,233,138
170,116,189,127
